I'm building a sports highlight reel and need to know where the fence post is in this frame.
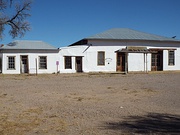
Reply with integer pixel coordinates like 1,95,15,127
36,58,38,76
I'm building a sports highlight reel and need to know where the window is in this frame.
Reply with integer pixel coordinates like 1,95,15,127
97,51,105,66
168,50,175,65
39,56,47,69
65,56,72,69
8,56,15,70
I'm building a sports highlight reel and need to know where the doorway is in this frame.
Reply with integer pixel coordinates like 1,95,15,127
0,57,2,73
151,51,163,71
116,52,125,71
20,56,28,73
76,57,83,72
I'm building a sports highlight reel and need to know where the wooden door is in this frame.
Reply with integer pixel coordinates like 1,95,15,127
21,56,28,73
151,51,163,71
116,53,125,71
76,57,83,72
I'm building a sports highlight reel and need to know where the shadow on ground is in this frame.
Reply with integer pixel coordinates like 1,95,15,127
102,113,180,134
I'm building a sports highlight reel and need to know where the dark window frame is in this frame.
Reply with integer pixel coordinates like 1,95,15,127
168,50,175,66
97,51,105,66
7,56,16,70
65,56,72,69
39,56,47,69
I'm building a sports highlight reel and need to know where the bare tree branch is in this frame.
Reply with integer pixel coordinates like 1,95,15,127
0,0,32,39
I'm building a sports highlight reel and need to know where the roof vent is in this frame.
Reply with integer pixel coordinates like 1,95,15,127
7,42,16,46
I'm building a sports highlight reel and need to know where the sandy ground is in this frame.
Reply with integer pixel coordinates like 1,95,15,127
0,72,180,135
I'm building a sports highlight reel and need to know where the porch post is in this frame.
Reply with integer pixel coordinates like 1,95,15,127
146,53,148,73
125,52,128,74
35,58,38,76
144,53,145,72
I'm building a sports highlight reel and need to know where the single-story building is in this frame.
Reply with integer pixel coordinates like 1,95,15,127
1,28,180,74
0,40,59,74
59,28,180,73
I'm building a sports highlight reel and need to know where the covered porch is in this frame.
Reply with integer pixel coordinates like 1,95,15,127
115,46,156,74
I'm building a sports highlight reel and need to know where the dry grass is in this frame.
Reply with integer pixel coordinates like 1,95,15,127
0,108,41,135
0,107,67,135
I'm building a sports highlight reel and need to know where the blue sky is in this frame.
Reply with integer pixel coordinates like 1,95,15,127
1,0,180,48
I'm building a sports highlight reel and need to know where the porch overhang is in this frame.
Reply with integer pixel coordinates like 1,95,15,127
115,46,177,53
115,46,155,53
149,48,177,51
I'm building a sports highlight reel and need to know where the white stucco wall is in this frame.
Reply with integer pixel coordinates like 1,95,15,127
59,46,86,73
1,39,180,74
59,43,180,73
59,45,121,73
128,53,151,72
2,53,59,74
83,46,124,72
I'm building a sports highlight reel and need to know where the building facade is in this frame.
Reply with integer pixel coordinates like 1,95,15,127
0,41,59,74
59,28,180,73
1,28,180,74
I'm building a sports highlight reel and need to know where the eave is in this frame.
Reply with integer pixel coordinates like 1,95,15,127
0,49,59,53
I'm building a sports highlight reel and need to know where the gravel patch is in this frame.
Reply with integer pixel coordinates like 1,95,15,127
0,72,180,134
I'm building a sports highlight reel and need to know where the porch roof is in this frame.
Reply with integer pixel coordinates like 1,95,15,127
115,46,154,53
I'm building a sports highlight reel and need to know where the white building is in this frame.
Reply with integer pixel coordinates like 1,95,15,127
59,28,180,73
0,41,59,74
0,28,180,74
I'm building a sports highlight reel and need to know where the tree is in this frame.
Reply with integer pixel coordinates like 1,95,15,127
0,0,32,39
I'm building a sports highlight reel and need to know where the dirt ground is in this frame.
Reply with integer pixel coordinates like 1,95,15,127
0,72,180,135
